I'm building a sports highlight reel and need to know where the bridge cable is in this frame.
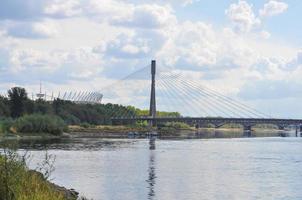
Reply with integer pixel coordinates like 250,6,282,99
159,74,238,118
158,73,218,117
158,73,210,117
177,74,269,118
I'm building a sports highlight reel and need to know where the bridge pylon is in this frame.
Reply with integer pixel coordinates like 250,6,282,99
149,60,156,126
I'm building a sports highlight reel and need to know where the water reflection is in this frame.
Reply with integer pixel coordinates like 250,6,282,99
147,138,156,200
149,138,156,150
1,136,302,200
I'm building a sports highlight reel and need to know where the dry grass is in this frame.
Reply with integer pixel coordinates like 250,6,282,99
0,151,73,200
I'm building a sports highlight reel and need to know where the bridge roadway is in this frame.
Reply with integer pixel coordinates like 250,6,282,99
112,117,302,130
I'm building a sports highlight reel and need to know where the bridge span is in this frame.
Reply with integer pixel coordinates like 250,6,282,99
112,117,302,131
107,60,302,132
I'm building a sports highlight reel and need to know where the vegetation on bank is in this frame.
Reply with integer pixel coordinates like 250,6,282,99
158,122,194,133
0,147,76,200
0,87,181,136
14,114,67,135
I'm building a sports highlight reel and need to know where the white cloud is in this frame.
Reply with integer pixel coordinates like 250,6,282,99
45,0,177,29
0,0,301,117
44,0,82,17
225,0,261,33
112,4,177,29
5,20,59,39
157,21,218,67
259,0,288,17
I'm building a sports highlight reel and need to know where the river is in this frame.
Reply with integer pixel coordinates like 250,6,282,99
3,134,302,200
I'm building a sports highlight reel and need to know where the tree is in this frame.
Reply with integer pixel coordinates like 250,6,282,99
8,87,28,118
0,96,10,117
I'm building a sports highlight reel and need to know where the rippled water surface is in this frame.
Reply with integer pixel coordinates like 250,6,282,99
10,136,302,199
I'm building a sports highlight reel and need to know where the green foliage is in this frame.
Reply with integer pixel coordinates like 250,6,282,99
14,114,66,135
34,99,53,115
135,109,181,117
0,96,10,117
0,118,14,134
2,87,181,128
135,120,149,127
158,122,191,130
80,122,91,128
221,123,243,128
0,148,68,200
8,87,28,118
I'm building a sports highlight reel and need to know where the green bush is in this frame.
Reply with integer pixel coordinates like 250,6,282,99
14,114,66,135
164,122,191,129
0,118,14,133
80,122,91,128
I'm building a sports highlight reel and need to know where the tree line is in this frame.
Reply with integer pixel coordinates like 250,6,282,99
0,87,180,126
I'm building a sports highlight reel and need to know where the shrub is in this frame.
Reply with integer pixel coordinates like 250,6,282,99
0,118,14,134
164,122,191,129
14,114,66,135
80,122,91,128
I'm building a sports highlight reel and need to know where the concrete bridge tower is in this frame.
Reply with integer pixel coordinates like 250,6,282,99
149,60,156,126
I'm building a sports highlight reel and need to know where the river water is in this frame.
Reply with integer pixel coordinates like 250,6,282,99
4,135,302,200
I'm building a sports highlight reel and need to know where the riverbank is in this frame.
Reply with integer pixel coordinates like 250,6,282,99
67,125,287,139
0,153,79,200
0,125,289,141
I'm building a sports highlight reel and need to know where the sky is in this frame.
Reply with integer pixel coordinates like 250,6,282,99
0,0,302,118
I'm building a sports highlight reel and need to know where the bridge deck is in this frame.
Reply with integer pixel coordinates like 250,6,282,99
112,117,302,127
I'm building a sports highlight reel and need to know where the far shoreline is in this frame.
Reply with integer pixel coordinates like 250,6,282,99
1,125,293,141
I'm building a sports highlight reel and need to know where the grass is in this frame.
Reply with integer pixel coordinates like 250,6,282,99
0,149,72,200
69,124,150,133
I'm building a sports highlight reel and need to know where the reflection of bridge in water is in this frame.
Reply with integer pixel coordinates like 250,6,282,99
109,60,302,133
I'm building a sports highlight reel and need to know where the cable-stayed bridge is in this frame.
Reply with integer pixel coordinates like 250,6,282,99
101,60,302,131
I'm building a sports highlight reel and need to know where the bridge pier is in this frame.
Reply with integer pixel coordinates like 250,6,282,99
149,60,156,127
294,124,302,137
243,125,252,132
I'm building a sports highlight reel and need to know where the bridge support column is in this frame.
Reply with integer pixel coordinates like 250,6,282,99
243,125,252,137
243,125,252,132
149,60,156,127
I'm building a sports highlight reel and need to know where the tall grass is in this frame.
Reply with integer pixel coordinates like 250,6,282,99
0,149,68,200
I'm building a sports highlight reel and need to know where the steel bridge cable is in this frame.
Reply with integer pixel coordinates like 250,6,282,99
158,73,212,117
165,70,259,118
157,69,239,117
101,72,149,103
158,68,253,118
159,72,236,117
159,73,232,117
178,73,268,118
158,73,214,117
178,74,268,118
158,77,193,117
156,79,179,116
176,78,252,118
157,74,202,117
102,66,150,117
159,73,231,117
111,79,151,118
158,65,262,117
170,76,250,117
201,85,270,118
100,65,150,99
